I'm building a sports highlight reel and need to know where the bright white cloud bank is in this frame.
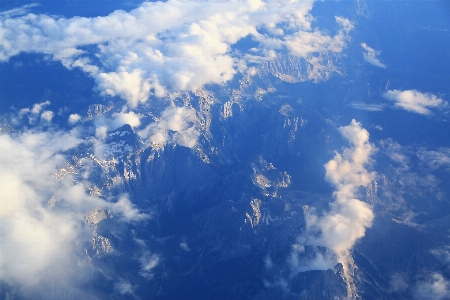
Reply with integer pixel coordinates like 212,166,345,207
361,42,386,68
383,89,448,115
0,0,353,107
0,130,147,296
291,120,375,291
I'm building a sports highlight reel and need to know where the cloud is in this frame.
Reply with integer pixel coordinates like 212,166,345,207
284,16,353,58
93,111,142,139
389,273,408,293
361,42,386,68
110,194,148,222
348,102,385,111
292,120,375,292
139,251,161,280
383,89,448,115
15,100,52,125
0,1,353,107
380,138,409,169
414,273,450,300
68,113,81,124
110,111,141,130
0,130,84,289
0,3,39,18
114,279,136,295
139,106,200,148
417,147,450,171
0,129,148,297
40,110,54,122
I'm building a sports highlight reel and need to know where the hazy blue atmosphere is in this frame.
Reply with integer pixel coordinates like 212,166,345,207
1,1,450,299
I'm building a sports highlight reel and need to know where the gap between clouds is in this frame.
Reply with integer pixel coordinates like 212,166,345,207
0,0,353,107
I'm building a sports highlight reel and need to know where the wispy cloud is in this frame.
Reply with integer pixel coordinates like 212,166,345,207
383,89,448,115
417,147,450,171
361,42,386,68
414,273,450,300
347,102,385,111
0,3,39,18
0,0,353,107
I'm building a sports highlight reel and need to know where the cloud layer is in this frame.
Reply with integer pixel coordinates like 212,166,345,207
0,0,353,107
383,89,447,115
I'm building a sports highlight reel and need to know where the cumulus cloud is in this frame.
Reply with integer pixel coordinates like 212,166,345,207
68,113,81,124
139,106,200,148
284,16,353,58
383,89,448,115
361,42,386,68
110,111,141,130
40,110,54,122
292,120,375,290
0,0,352,106
0,129,148,297
15,100,52,125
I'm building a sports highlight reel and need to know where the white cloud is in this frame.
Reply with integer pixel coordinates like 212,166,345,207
31,100,50,114
348,102,385,111
110,111,141,130
93,111,142,140
97,69,152,108
361,42,386,68
285,16,353,58
414,273,450,300
15,100,51,125
0,1,353,107
110,195,148,222
383,89,448,115
293,120,375,291
0,131,83,288
0,129,148,296
139,251,160,280
0,3,38,18
40,110,54,122
68,113,81,124
139,106,200,148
